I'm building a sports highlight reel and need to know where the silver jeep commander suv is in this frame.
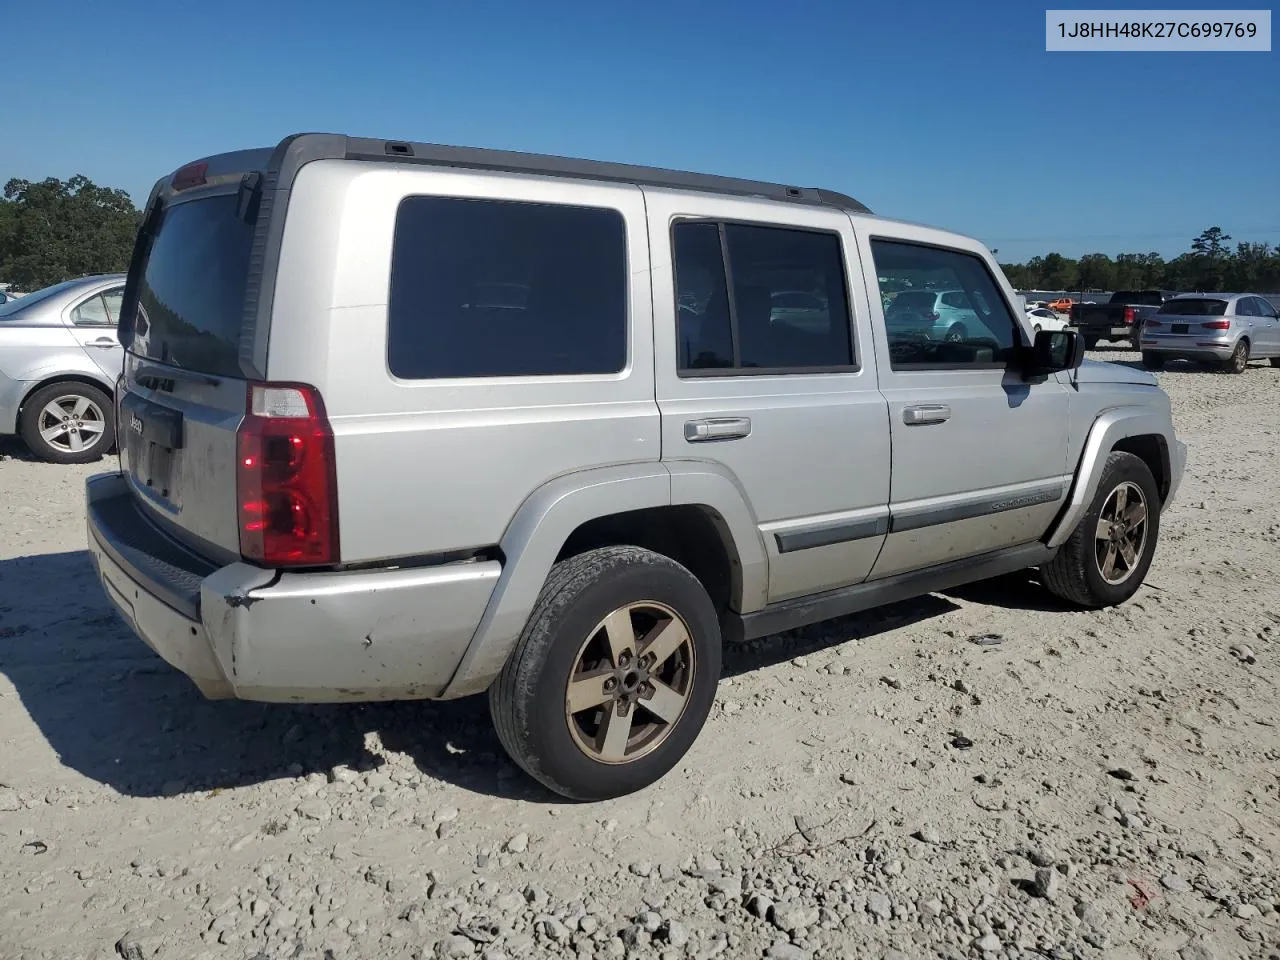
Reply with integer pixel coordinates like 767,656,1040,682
85,133,1187,801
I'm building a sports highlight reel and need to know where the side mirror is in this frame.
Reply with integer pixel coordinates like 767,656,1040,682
1025,328,1084,377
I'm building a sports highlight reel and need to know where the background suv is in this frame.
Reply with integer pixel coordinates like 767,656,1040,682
1141,293,1280,373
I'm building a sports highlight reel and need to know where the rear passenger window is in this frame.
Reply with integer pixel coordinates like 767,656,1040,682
388,197,627,379
869,240,1019,370
72,294,111,326
673,220,854,374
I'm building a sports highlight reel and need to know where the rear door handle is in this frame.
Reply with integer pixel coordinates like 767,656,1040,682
903,404,951,426
86,338,117,348
684,417,752,442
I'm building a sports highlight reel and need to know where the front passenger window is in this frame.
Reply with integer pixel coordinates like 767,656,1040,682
869,240,1019,370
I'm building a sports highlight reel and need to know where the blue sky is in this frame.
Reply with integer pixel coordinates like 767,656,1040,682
3,0,1277,262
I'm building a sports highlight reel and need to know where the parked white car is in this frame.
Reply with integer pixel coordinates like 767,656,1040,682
1026,307,1069,333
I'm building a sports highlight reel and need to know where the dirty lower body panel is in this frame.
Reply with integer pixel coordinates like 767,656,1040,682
85,472,500,702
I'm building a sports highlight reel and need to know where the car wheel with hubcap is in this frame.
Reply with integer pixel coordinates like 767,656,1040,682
19,382,114,464
944,324,966,343
1223,340,1249,374
1041,451,1160,609
490,545,721,801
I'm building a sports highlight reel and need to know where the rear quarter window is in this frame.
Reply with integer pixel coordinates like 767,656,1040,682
387,197,628,379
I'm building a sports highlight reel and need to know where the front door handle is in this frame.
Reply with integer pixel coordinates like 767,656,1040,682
86,338,118,348
903,404,951,426
685,417,752,442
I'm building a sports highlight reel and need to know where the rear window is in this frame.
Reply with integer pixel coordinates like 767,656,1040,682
388,197,627,379
0,280,82,319
1158,298,1227,316
1112,291,1165,306
888,291,939,312
127,195,254,378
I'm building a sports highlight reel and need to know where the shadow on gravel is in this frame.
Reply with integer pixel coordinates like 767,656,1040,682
941,569,1079,613
723,595,959,677
0,550,1021,804
0,549,547,803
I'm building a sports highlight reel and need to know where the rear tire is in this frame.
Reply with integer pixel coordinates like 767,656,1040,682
1041,451,1160,609
1084,336,1100,350
19,382,114,464
1223,340,1249,374
1141,352,1165,371
945,324,967,343
490,546,722,801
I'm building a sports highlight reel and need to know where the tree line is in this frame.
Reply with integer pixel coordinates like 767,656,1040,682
0,176,141,291
999,228,1280,294
2,177,1278,297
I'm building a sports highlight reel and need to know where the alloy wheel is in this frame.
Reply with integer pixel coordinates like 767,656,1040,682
1094,481,1149,586
564,601,696,764
37,394,107,454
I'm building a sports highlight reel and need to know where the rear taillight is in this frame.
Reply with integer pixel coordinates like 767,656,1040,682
1203,320,1231,330
1123,307,1135,324
236,383,339,567
1145,319,1163,328
927,311,940,321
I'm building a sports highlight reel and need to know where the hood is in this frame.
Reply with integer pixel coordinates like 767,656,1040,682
1068,358,1158,387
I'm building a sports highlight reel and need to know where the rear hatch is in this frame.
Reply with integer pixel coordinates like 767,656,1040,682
116,152,274,564
1148,298,1229,337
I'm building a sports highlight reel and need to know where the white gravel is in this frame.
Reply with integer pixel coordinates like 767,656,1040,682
1,348,1278,959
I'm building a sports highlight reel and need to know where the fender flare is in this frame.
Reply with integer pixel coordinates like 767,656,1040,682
1044,407,1179,549
440,460,769,699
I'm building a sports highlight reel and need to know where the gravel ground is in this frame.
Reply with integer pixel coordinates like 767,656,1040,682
1,348,1278,960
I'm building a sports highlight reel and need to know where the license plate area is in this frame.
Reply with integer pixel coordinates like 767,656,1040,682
1172,323,1189,334
120,391,184,503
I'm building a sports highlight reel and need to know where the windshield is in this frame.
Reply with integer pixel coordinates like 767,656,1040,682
0,279,84,318
124,194,254,377
1158,298,1228,316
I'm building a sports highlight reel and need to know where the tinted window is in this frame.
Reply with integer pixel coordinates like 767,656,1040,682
1236,298,1256,317
673,222,733,370
870,240,1018,369
1111,291,1165,306
673,220,854,373
129,195,254,377
1250,297,1275,318
388,197,627,379
72,294,111,325
1158,298,1227,316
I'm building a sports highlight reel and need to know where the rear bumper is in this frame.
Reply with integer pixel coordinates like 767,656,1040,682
1139,335,1234,359
85,472,501,702
1072,323,1134,340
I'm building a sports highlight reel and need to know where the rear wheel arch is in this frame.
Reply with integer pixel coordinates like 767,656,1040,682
19,373,115,422
556,504,742,621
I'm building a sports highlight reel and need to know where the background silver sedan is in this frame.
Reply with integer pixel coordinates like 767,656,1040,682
0,274,125,462
1140,293,1280,374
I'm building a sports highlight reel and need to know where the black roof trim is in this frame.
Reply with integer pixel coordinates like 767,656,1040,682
268,132,872,214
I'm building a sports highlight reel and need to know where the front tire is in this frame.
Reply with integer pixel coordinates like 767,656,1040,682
490,546,722,801
19,382,114,464
1223,340,1249,374
1042,451,1160,609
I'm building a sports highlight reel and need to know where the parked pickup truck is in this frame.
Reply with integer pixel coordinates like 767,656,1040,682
85,132,1187,801
1070,291,1175,349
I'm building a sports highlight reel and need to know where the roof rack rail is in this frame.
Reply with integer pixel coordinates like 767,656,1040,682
269,133,873,215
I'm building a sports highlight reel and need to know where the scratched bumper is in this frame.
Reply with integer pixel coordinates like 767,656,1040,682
86,472,500,703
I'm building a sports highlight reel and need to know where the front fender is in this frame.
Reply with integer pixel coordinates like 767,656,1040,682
1045,407,1186,549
